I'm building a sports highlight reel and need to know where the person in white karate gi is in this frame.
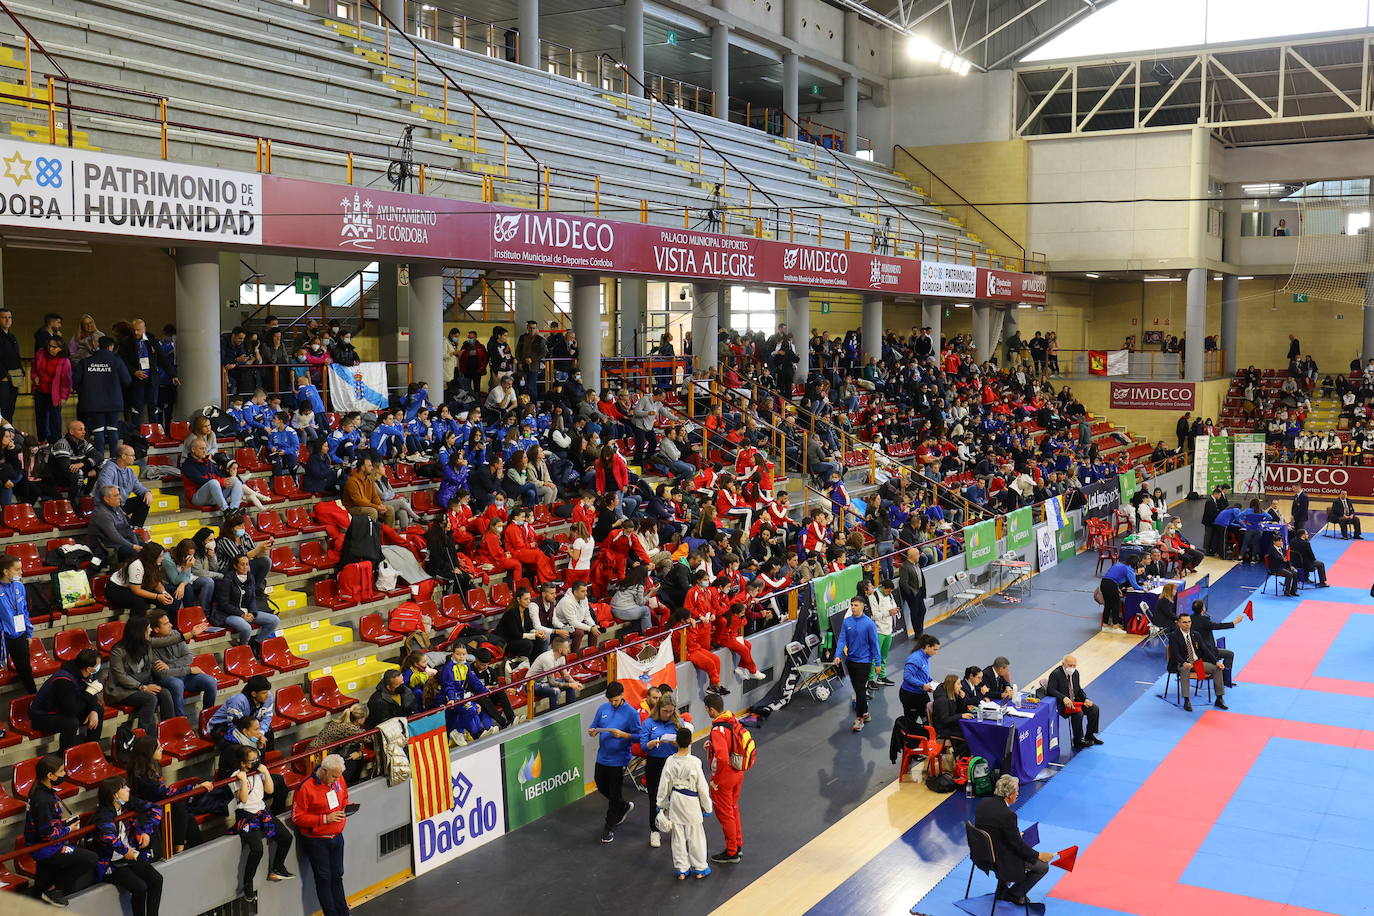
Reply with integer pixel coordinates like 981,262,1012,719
655,727,714,879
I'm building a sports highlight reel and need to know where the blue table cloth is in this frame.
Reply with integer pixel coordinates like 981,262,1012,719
959,698,1059,782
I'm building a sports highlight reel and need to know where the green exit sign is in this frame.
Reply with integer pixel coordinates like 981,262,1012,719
665,30,677,45
295,271,320,295
1292,293,1309,303
944,305,952,318
820,301,830,314
810,84,821,96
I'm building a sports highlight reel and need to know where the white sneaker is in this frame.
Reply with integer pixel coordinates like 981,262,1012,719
747,671,768,681
735,666,750,679
480,726,500,739
450,729,468,747
649,831,662,848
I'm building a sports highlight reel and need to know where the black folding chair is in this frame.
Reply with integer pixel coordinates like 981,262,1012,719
1160,645,1214,707
960,822,1032,915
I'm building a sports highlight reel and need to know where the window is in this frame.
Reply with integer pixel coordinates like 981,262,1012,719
729,286,778,334
552,280,606,314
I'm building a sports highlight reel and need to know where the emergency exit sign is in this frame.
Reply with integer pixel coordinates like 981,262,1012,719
820,301,830,314
1292,293,1309,303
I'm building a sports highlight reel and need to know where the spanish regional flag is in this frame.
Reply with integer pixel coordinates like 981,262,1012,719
407,711,454,822
616,638,678,711
1088,350,1108,376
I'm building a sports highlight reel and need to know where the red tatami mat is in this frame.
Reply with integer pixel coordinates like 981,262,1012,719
1324,537,1374,589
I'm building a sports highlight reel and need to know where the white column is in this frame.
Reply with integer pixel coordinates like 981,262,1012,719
782,52,799,139
923,300,942,354
1221,274,1239,377
409,263,445,393
972,304,992,361
843,76,860,156
624,0,644,96
518,0,540,69
862,293,883,363
382,0,404,30
1001,307,1020,364
1184,267,1207,382
711,25,730,119
619,278,646,357
787,288,810,377
175,248,221,419
514,278,538,328
573,275,601,389
690,283,720,371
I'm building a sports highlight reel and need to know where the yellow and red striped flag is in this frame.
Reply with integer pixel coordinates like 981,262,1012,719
407,711,453,822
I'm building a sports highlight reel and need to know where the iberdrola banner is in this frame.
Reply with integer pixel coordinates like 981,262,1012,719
965,519,996,570
814,564,865,651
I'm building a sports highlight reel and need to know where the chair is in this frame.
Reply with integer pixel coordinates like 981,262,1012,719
6,544,56,576
142,423,180,448
96,620,126,656
40,500,86,531
439,593,481,625
962,822,1030,914
265,749,305,792
275,685,326,724
3,505,54,534
177,606,225,641
269,545,310,576
254,511,293,538
787,634,834,700
314,580,358,610
64,741,125,788
0,784,24,821
1094,543,1118,577
54,629,95,662
157,717,214,760
192,652,238,689
13,756,77,800
225,645,274,680
359,612,402,646
284,506,326,534
234,447,270,473
310,675,358,712
7,696,36,738
272,476,309,500
259,636,310,672
26,639,58,678
298,540,334,570
245,478,283,505
411,490,442,516
464,588,502,616
1161,646,1214,707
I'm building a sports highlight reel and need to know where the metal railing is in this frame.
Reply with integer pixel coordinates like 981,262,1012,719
219,360,413,408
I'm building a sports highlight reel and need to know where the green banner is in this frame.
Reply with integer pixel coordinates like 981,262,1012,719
1118,470,1139,504
502,715,585,831
1005,507,1034,551
813,564,865,650
1055,518,1077,561
1205,436,1233,492
965,519,996,570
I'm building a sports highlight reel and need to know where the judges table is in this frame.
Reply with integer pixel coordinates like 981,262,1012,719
959,698,1059,782
1122,577,1186,619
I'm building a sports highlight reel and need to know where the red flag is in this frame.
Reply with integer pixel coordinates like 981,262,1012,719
1192,659,1207,680
1243,602,1254,621
1087,351,1107,376
1053,845,1078,872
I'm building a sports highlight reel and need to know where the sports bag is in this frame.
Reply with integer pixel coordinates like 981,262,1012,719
967,755,995,797
712,717,757,771
338,561,375,600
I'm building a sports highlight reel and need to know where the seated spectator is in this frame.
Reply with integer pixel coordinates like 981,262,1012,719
343,455,395,526
310,704,370,783
365,669,417,728
180,415,219,462
46,419,99,505
91,483,144,564
106,614,175,732
24,754,98,907
375,463,415,529
30,648,104,751
526,635,578,709
207,675,275,744
437,642,496,745
149,609,217,718
94,444,152,527
217,511,271,583
161,537,215,612
930,674,972,748
554,580,605,650
609,564,653,633
182,437,244,510
496,587,556,664
107,542,176,617
127,734,211,854
211,553,281,648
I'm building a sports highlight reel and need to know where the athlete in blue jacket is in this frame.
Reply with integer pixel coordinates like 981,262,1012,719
834,596,882,732
588,682,639,843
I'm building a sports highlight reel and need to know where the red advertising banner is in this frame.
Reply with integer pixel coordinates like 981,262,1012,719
260,175,1036,298
1109,381,1196,409
1265,463,1374,498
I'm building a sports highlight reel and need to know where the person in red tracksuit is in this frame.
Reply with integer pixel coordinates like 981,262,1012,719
592,519,651,595
714,601,767,682
705,693,744,865
570,491,597,531
478,520,522,578
670,600,725,697
446,492,476,550
504,505,557,583
292,754,351,916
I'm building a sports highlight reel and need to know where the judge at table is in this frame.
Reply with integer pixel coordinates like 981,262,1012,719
1046,655,1102,750
973,774,1055,907
982,656,1014,701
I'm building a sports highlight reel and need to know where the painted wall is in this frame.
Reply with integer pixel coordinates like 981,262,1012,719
1072,376,1232,445
893,139,1030,256
887,70,1015,148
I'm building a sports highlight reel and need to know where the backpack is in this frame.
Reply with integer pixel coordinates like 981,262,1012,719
713,717,757,772
389,602,426,634
951,755,971,786
110,720,138,769
338,561,375,600
1125,611,1150,636
926,772,957,793
967,756,995,797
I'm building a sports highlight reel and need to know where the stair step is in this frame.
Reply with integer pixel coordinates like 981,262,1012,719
815,175,838,188
148,519,218,549
380,73,426,96
695,180,728,196
0,46,26,71
265,585,309,612
10,122,98,149
0,81,48,105
674,158,703,175
151,492,180,514
646,136,678,152
468,161,508,176
599,93,630,108
351,45,385,66
626,114,651,129
325,19,371,41
282,620,352,657
495,190,537,208
310,654,389,693
438,132,484,152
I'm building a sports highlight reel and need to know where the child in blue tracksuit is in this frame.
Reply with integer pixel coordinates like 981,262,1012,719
403,382,432,423
369,410,408,460
437,644,494,743
407,409,436,456
266,413,300,477
326,418,362,464
294,376,325,416
834,596,881,732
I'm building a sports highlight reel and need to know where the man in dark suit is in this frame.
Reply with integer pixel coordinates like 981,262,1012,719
1266,537,1299,597
1046,655,1102,749
1186,599,1241,688
1291,488,1310,532
1290,528,1329,587
1329,492,1362,539
973,774,1054,906
1169,614,1228,711
982,657,1014,701
1201,486,1228,556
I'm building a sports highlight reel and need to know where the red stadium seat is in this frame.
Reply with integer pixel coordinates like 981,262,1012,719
0,784,24,821
411,490,442,516
157,717,214,760
272,476,309,500
53,629,95,662
269,546,310,576
359,612,402,646
275,685,325,724
141,423,180,448
235,447,270,473
259,636,309,672
254,511,293,538
3,504,53,534
26,639,58,678
314,580,358,610
64,741,124,788
309,675,357,712
13,756,76,800
464,588,501,616
7,696,36,739
97,620,126,656
177,606,224,642
298,540,334,570
265,749,304,792
245,478,283,504
284,506,325,534
41,500,85,531
5,544,56,576
192,653,238,689
225,645,274,680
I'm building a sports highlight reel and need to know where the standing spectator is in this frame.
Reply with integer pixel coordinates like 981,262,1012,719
704,693,746,865
0,554,36,695
73,336,130,460
230,744,295,905
897,547,927,637
95,444,152,527
24,754,98,907
33,312,62,354
329,328,359,367
107,615,174,732
458,330,488,393
30,649,104,750
515,320,547,395
293,754,351,916
91,776,164,916
1027,331,1048,375
628,386,663,466
149,610,217,718
0,306,20,422
30,334,72,444
588,682,638,843
69,314,102,364
47,419,100,505
118,318,178,426
834,595,881,732
487,326,514,387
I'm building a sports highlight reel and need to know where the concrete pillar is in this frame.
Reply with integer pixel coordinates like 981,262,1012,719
923,300,943,355
518,0,540,69
972,304,992,362
861,293,883,364
782,52,799,139
843,76,860,156
1001,307,1020,363
843,9,860,63
514,278,539,328
1184,267,1207,382
175,248,222,420
619,278,646,357
787,289,811,377
690,282,720,371
409,263,445,392
381,0,404,30
988,307,1006,360
1187,124,1211,263
783,0,801,40
623,0,644,96
718,285,731,331
711,25,730,119
572,275,601,388
376,263,406,364
1221,274,1239,377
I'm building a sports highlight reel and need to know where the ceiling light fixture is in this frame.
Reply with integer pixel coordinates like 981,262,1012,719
1143,276,1181,282
1085,272,1100,278
689,51,711,60
906,35,971,75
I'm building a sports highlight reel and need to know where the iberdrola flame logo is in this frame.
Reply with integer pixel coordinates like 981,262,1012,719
518,751,542,784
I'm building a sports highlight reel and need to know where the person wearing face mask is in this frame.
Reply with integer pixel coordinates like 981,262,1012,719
212,554,281,649
30,648,105,750
216,510,272,584
24,754,98,907
1046,654,1103,749
0,553,36,696
92,775,164,916
328,329,359,367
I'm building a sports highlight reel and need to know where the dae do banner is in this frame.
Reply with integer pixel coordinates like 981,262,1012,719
412,744,506,876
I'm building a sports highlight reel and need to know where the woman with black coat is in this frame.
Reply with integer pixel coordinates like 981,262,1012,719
91,775,164,916
930,674,971,750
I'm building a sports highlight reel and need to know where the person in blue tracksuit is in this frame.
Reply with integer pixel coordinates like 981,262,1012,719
326,416,362,465
436,643,494,743
900,633,940,724
1237,498,1271,565
0,553,36,695
589,681,640,843
369,410,408,460
266,413,300,477
834,595,881,733
638,693,683,847
1099,557,1141,630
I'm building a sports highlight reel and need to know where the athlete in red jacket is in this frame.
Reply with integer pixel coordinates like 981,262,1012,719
705,693,744,864
503,506,557,582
